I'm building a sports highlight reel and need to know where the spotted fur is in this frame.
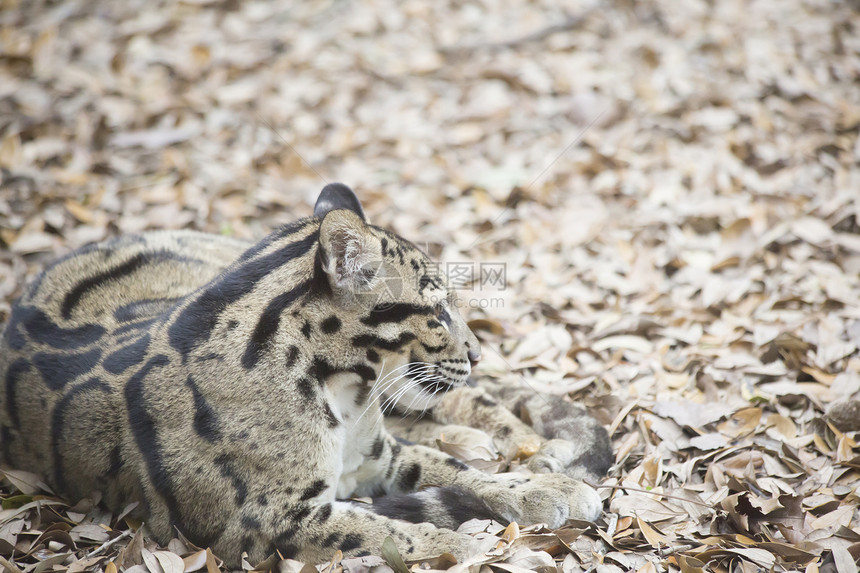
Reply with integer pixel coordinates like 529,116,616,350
0,184,606,566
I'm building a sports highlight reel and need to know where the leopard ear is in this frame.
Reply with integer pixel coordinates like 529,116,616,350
318,209,380,293
313,183,367,221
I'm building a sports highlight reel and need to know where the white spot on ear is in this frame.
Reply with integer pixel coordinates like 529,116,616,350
328,229,378,291
319,210,381,296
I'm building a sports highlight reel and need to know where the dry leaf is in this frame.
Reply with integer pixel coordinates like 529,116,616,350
182,550,207,572
635,517,665,549
832,546,859,573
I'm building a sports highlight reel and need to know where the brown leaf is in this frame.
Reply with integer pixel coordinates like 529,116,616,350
1,469,51,495
204,548,219,573
635,517,665,549
718,408,762,438
468,318,505,335
677,555,705,573
182,550,207,573
811,505,855,531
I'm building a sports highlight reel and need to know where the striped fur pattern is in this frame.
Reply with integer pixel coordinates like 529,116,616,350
0,184,603,566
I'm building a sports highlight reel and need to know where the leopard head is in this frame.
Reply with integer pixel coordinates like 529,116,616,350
313,184,481,413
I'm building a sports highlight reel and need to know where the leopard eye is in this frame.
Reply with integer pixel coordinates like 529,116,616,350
435,304,451,328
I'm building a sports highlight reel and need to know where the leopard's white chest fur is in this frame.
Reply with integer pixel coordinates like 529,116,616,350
325,373,387,498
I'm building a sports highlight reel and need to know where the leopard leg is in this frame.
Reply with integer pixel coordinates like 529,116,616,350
227,432,600,566
215,497,475,566
368,434,602,529
427,382,613,481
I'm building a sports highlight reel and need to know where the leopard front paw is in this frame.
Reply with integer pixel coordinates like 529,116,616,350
526,435,614,481
516,398,614,479
484,473,602,527
526,438,587,479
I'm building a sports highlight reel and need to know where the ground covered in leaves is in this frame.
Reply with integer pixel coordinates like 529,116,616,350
1,0,859,572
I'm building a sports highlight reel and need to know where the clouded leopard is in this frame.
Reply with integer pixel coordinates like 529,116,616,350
0,185,611,566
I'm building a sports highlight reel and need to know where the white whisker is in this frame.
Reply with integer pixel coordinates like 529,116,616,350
369,362,433,398
371,364,435,402
401,375,442,412
393,370,446,414
349,358,454,431
363,362,426,402
371,381,416,429
374,369,439,423
352,362,437,427
406,374,454,430
369,367,435,409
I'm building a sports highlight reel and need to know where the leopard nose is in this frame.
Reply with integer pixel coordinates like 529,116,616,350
467,350,481,369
